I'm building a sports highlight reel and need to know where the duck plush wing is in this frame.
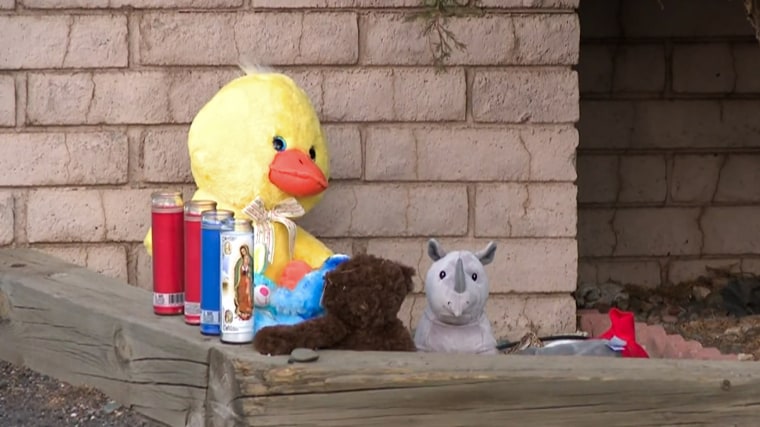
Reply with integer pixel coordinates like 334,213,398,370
292,225,333,270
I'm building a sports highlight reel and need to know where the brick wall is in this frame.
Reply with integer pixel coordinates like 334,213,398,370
0,0,580,340
577,0,760,288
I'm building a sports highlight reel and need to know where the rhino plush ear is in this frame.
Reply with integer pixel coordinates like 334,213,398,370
475,241,497,266
427,239,446,261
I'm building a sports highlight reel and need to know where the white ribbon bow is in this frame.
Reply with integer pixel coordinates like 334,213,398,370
242,197,305,265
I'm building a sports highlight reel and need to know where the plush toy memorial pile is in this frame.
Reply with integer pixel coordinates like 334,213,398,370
143,66,649,358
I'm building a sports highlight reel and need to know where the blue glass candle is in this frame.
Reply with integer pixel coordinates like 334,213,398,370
200,209,234,335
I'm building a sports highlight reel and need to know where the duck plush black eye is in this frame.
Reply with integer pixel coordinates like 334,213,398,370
309,146,316,160
273,136,286,151
471,273,478,281
439,270,446,279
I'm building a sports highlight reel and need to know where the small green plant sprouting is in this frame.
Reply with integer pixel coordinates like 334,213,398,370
406,0,484,68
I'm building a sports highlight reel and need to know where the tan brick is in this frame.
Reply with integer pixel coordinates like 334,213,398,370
322,69,465,122
90,72,171,124
364,127,417,181
363,240,429,292
715,155,760,202
578,44,613,93
619,155,667,203
734,43,760,92
613,208,701,256
742,258,760,275
103,189,154,242
577,154,618,204
722,101,760,148
595,260,662,287
580,100,760,150
0,0,13,8
253,0,576,6
26,73,93,125
22,0,243,7
301,183,468,237
701,207,760,254
521,126,578,181
577,100,635,149
578,0,620,39
139,12,357,66
0,75,14,127
323,125,361,180
361,13,577,66
475,183,577,238
365,126,531,181
613,44,666,93
0,15,127,69
33,245,86,266
131,243,153,291
168,69,241,124
577,208,615,257
320,238,353,255
408,185,468,236
35,244,128,282
668,258,740,285
513,14,579,65
0,132,128,186
487,294,576,340
472,69,578,123
418,128,532,181
621,0,753,38
27,188,106,243
142,127,192,183
673,44,735,93
367,237,577,294
364,125,577,182
577,260,597,284
671,154,723,203
27,72,172,125
85,244,129,282
631,100,727,148
0,192,13,245
27,70,242,125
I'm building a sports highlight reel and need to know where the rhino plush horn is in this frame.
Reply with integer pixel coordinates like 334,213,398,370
475,241,497,266
454,258,466,294
428,239,446,261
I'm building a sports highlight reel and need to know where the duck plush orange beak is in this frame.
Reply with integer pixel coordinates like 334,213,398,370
268,149,328,197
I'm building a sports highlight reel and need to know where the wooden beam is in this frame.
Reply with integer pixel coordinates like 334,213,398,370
222,349,760,426
0,249,215,427
2,249,760,427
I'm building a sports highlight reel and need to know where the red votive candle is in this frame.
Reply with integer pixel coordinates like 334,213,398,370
151,191,185,315
183,200,217,325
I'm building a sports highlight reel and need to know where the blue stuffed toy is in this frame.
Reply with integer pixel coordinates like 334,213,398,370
252,243,350,336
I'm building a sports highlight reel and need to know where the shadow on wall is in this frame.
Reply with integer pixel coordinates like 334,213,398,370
575,0,760,289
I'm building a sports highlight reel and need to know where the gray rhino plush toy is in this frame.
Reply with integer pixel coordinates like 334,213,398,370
414,239,498,355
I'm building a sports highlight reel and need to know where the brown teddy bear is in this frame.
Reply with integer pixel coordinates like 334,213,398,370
252,253,417,355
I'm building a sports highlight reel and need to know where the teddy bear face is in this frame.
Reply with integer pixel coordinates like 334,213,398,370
321,254,415,329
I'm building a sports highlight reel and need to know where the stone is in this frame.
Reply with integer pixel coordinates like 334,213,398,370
472,69,579,123
0,132,128,186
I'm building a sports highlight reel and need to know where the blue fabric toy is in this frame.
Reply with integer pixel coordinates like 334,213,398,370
252,244,350,336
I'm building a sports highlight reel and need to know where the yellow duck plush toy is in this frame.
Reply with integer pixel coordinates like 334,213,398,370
144,68,333,287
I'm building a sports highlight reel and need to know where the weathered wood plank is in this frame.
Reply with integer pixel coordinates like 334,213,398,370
0,249,216,427
220,349,760,426
4,248,760,427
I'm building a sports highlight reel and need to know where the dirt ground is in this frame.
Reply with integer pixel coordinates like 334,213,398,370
576,268,760,360
0,360,164,427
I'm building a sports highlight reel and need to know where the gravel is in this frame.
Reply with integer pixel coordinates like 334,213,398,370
0,360,165,427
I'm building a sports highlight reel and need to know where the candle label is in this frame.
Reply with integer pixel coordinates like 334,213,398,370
153,292,184,308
